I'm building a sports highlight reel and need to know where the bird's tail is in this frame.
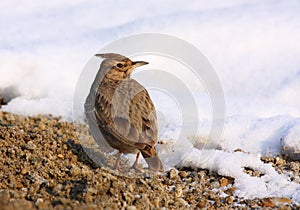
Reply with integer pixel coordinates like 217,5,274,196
139,145,164,172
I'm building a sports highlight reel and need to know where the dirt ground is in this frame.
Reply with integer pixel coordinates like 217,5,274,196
0,111,299,209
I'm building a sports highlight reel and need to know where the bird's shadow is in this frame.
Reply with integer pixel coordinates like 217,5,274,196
64,139,106,169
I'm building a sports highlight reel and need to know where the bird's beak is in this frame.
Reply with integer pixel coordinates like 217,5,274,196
132,61,149,67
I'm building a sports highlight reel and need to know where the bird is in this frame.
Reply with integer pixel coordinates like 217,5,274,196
85,53,164,172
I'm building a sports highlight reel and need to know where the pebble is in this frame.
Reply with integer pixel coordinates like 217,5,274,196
220,177,229,187
169,169,179,179
174,185,183,197
210,181,220,188
276,157,286,165
178,198,189,207
179,171,188,178
25,141,36,150
21,167,30,175
227,196,234,204
197,199,207,208
57,154,64,159
85,192,93,202
87,187,98,195
126,206,137,210
262,198,276,208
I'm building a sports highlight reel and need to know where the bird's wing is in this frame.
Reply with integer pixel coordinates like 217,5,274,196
129,86,158,146
94,80,134,149
126,81,162,168
95,79,158,148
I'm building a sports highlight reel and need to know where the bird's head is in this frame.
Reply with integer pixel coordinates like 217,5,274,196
95,53,148,81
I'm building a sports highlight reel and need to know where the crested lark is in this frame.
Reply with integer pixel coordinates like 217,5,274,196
85,53,164,172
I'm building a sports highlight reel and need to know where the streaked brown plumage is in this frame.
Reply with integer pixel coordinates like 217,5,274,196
87,53,164,172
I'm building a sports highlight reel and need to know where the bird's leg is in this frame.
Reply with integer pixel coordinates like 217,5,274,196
113,152,122,170
130,152,142,173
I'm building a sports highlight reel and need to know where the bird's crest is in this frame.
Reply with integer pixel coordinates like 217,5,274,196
95,53,128,61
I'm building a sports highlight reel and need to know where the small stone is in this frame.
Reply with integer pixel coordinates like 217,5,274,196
178,198,189,207
227,196,234,204
220,177,229,187
134,195,141,199
16,181,24,189
57,154,64,159
35,198,43,205
184,177,192,183
39,123,46,130
123,192,134,204
87,187,98,195
21,187,28,192
275,157,286,166
153,197,160,208
85,192,93,202
169,169,179,179
175,185,183,197
210,181,220,188
198,171,206,182
7,147,16,155
185,194,195,203
197,199,207,208
55,183,63,191
25,141,36,151
71,165,81,176
179,171,188,178
138,195,151,208
226,186,237,195
126,206,137,210
262,198,275,208
127,184,134,192
21,167,29,175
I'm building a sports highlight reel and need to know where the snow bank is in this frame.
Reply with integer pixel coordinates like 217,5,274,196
181,149,300,202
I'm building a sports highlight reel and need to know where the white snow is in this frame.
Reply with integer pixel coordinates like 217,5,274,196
181,149,300,201
1,0,300,204
282,123,300,152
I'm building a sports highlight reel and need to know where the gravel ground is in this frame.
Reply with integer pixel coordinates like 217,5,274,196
0,110,299,209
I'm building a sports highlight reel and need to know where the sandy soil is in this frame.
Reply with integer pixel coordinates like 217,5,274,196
0,111,299,209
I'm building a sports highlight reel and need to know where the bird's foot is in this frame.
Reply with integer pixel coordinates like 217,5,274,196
112,152,121,171
112,161,121,172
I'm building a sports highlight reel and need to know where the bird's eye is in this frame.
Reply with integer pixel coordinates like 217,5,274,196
116,63,123,68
